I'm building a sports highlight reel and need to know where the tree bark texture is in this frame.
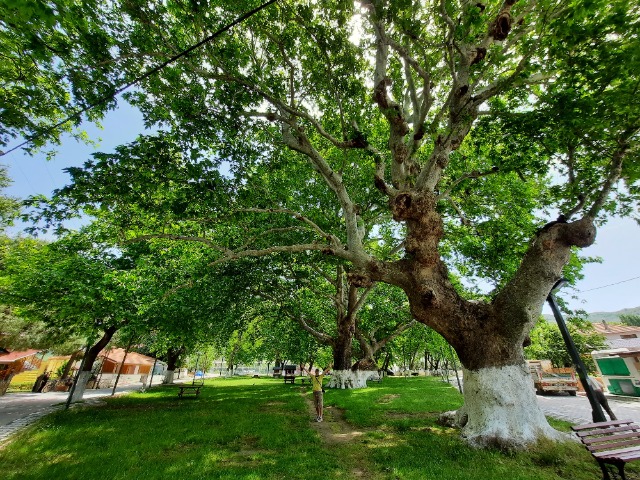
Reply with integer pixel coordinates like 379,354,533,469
362,192,599,445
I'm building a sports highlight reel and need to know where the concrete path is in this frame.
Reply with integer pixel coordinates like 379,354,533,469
0,382,148,445
0,375,201,446
537,392,640,424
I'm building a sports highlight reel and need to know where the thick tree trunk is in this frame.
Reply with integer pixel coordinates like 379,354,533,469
163,370,175,384
376,192,599,447
332,330,353,371
327,370,376,389
443,364,567,449
163,347,184,384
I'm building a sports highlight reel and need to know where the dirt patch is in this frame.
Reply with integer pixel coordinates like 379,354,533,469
377,394,400,404
302,392,373,478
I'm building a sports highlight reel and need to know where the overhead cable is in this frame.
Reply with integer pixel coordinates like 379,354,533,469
0,0,278,157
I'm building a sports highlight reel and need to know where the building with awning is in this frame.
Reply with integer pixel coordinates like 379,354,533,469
592,347,640,397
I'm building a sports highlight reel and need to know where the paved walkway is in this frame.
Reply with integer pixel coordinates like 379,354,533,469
537,392,640,424
0,382,149,446
0,375,202,446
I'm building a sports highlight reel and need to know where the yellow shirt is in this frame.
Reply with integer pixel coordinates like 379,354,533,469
310,373,324,392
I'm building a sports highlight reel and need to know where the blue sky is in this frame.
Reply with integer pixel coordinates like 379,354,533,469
2,102,639,315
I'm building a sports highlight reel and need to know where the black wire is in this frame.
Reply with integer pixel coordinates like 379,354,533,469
579,275,640,293
1,0,278,157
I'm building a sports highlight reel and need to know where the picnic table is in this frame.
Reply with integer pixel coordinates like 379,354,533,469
177,384,203,398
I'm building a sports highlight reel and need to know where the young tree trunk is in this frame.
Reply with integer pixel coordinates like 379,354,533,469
61,350,80,379
71,326,117,402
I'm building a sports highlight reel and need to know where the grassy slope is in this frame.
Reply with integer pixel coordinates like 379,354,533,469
1,376,635,479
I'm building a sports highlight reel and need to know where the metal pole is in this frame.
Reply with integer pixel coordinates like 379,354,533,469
193,353,200,385
547,279,606,422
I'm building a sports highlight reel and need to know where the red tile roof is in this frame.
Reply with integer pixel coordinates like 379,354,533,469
0,349,41,364
99,348,155,366
593,323,640,335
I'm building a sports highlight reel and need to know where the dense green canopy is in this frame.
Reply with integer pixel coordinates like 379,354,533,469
2,0,639,447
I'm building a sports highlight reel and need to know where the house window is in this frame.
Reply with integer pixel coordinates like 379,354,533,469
621,334,638,339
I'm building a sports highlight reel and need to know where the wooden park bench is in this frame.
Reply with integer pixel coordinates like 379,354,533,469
177,385,203,398
572,419,640,480
283,375,295,384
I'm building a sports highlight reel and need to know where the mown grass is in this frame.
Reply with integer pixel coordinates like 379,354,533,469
0,376,634,479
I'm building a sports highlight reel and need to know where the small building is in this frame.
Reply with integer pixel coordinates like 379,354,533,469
0,349,42,379
94,348,156,388
273,364,296,378
99,348,154,375
593,322,640,349
0,349,42,394
592,347,640,396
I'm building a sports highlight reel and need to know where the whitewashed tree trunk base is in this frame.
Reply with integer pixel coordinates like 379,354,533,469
70,371,92,403
163,370,175,384
327,370,376,389
444,364,569,449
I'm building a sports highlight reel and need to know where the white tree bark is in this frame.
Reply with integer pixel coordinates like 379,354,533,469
327,370,377,389
70,371,92,403
163,369,175,384
448,364,568,448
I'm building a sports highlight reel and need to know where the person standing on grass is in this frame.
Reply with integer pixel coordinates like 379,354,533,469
302,364,332,422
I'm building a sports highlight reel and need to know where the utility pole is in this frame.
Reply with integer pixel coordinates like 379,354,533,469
547,279,605,422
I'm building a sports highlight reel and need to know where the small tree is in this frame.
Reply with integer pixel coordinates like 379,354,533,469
525,317,608,372
620,314,640,327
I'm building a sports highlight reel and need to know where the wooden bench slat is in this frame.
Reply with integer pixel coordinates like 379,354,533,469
594,451,640,463
572,420,636,431
573,420,640,479
584,431,640,445
589,439,640,452
575,424,640,438
614,453,640,462
592,445,640,458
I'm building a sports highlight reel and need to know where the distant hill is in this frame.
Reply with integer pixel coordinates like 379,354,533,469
543,306,640,323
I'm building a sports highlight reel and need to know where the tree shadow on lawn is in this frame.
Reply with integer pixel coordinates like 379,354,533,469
0,380,349,480
1,376,630,480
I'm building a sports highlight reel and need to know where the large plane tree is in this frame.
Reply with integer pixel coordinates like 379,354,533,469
11,0,640,448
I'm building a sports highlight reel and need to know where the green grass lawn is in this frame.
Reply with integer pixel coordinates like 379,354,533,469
0,376,632,479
